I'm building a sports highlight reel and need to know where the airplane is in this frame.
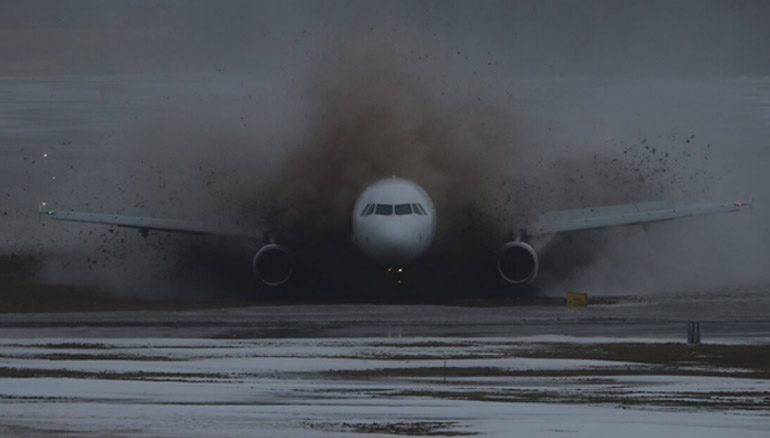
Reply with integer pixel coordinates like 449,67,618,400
38,176,751,291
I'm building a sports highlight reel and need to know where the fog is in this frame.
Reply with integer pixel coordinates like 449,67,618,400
1,1,769,77
1,1,769,300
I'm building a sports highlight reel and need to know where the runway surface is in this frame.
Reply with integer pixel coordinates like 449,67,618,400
0,288,768,340
0,288,768,436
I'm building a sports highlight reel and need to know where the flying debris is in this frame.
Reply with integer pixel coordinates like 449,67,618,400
39,177,750,294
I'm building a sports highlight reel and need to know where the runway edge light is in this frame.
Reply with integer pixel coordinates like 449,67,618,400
567,292,588,308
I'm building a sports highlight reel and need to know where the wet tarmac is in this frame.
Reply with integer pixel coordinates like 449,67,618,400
0,287,768,340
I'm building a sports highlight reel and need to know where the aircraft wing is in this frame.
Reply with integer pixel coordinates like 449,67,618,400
39,207,260,239
525,199,751,236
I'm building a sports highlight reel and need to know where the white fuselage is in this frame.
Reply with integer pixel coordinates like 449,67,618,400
351,178,437,267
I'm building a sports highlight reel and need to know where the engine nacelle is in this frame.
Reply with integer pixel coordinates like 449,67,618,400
497,241,539,284
252,244,294,287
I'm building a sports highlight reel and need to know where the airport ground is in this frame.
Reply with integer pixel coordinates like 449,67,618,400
0,286,768,436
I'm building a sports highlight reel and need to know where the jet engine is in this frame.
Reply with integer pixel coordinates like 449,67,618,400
497,241,538,284
252,244,294,287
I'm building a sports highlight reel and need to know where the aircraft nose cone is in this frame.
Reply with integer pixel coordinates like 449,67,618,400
374,226,420,266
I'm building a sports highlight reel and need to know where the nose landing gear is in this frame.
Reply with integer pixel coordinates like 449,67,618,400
385,267,406,286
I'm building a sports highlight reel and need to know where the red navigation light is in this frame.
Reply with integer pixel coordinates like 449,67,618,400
735,198,753,209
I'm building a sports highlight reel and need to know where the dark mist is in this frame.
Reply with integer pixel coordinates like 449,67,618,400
1,1,767,301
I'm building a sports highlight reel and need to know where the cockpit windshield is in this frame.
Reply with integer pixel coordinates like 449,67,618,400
375,204,393,215
394,203,412,215
362,203,428,217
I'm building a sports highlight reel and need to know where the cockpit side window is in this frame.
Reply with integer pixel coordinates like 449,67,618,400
360,204,371,216
394,203,412,215
412,203,428,215
375,204,393,215
365,204,375,216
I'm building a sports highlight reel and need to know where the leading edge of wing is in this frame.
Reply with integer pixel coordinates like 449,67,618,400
526,199,750,236
39,208,260,239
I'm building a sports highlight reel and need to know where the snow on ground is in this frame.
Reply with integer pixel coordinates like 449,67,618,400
1,399,768,438
0,336,768,436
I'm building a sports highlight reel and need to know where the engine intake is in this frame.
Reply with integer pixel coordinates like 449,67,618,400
252,244,294,287
497,241,538,284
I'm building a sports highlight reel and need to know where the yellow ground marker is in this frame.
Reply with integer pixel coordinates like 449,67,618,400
567,291,588,307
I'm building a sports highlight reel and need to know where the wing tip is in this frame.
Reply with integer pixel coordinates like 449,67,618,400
734,196,753,209
37,202,55,217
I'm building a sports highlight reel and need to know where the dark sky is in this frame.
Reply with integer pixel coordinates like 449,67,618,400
0,0,768,76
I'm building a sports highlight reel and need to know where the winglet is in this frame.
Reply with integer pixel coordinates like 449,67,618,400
734,196,753,210
37,202,55,219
